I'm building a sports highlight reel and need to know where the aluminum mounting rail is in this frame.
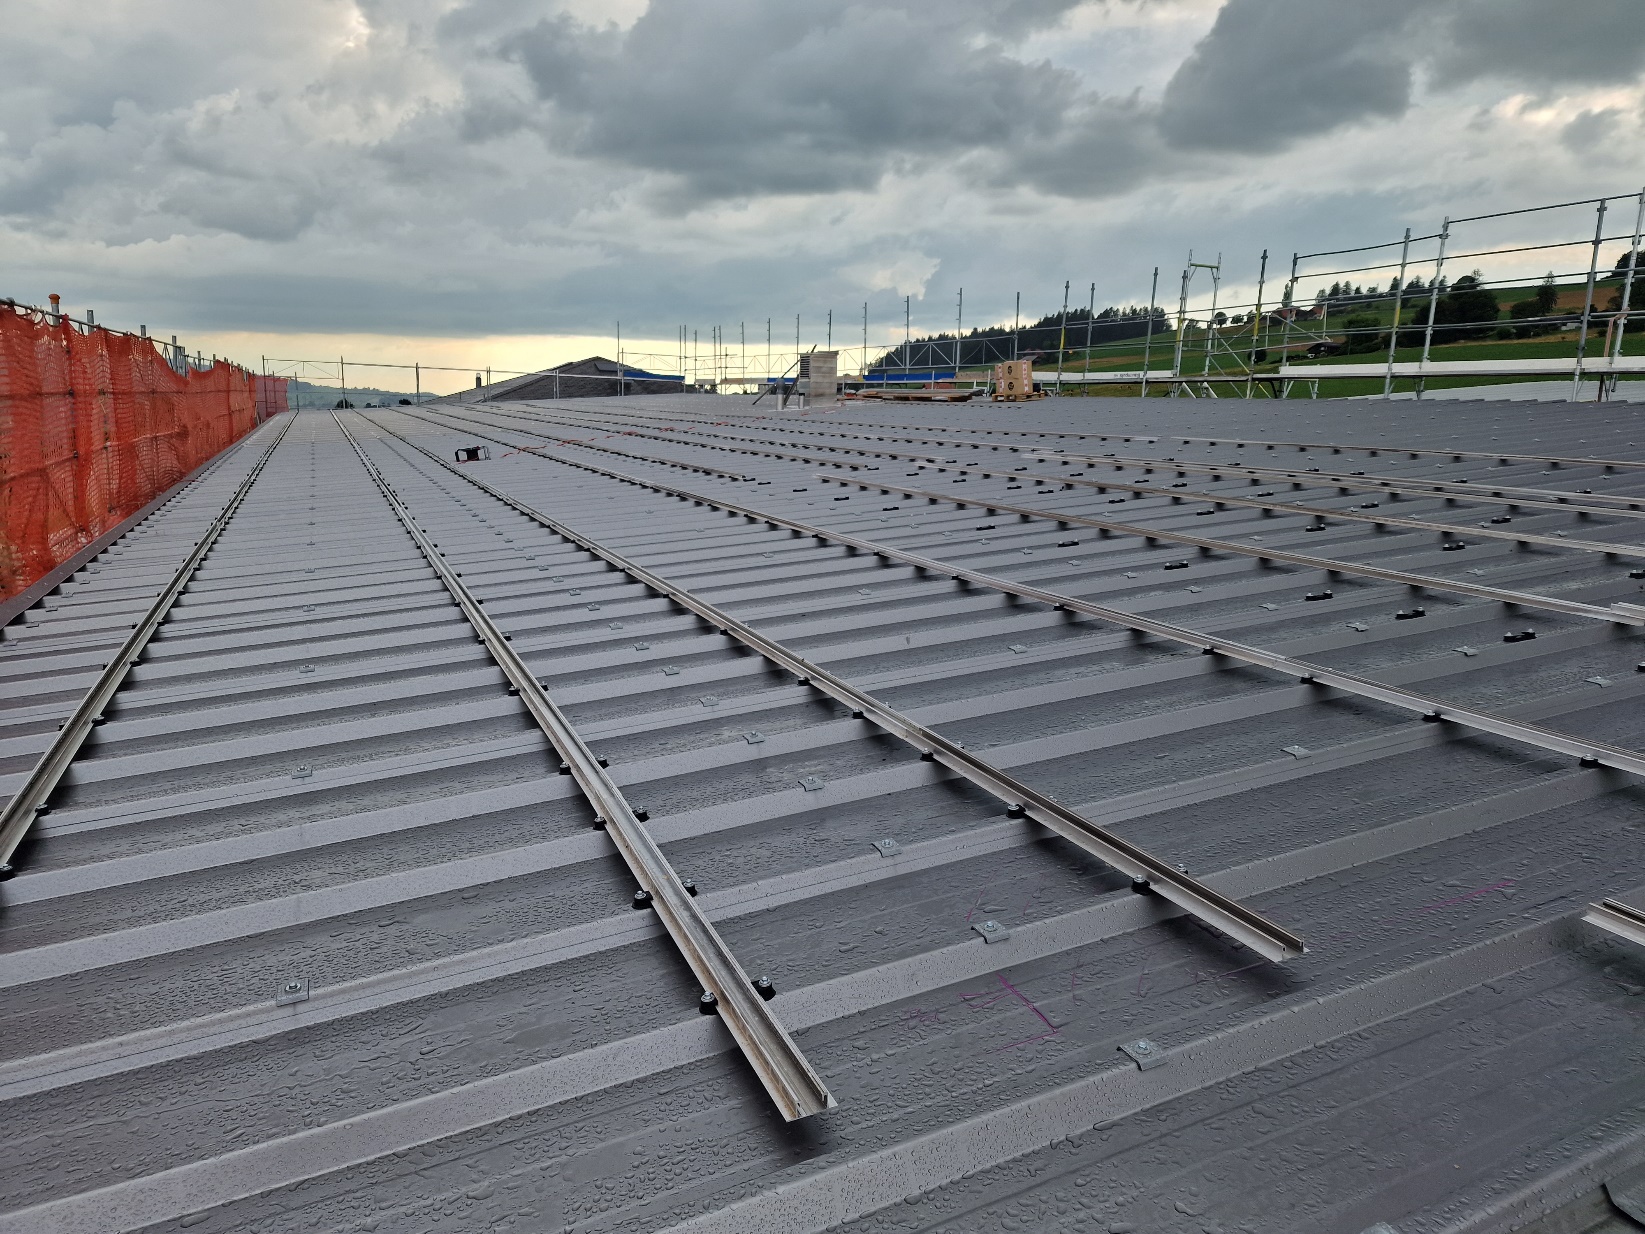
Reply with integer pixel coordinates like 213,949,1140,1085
361,411,1307,965
0,414,295,877
792,416,1645,473
1145,433,1645,474
843,478,1645,628
437,431,1645,784
439,405,1645,562
729,422,1645,517
400,405,765,486
1583,898,1645,948
333,413,834,1122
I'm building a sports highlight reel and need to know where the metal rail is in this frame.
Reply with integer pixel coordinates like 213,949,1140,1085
477,403,1645,517
843,477,1645,627
802,415,1645,474
405,420,1645,786
720,421,1645,517
1583,898,1645,948
332,413,835,1122
438,403,1645,562
0,414,295,876
362,411,1307,964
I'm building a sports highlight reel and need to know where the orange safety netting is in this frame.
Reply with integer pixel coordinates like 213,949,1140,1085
0,303,288,599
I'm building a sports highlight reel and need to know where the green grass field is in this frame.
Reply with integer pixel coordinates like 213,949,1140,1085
952,274,1642,397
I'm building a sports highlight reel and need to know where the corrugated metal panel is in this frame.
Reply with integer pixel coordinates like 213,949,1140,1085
3,393,1645,1234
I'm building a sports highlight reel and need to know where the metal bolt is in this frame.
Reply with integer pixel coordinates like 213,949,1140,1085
754,976,777,1000
632,889,653,909
698,990,719,1015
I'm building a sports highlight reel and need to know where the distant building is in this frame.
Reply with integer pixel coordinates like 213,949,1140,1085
463,356,686,402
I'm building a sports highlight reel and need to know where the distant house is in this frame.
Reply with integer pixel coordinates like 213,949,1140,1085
466,356,685,402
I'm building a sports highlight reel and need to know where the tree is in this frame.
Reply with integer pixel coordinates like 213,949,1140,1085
1339,312,1387,354
1405,273,1499,345
1534,272,1558,314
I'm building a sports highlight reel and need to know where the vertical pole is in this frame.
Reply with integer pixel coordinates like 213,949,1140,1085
1085,281,1095,358
862,302,868,383
1607,187,1645,398
1013,292,1020,362
827,309,832,351
1141,266,1160,399
1202,258,1221,378
1055,280,1069,395
1247,250,1268,399
1382,229,1412,400
1279,255,1298,399
1417,217,1451,400
766,318,771,379
904,296,911,381
339,356,346,408
1171,260,1191,398
1573,198,1609,401
415,361,421,403
956,288,963,379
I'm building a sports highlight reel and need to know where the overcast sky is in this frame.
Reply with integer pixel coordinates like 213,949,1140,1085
5,0,1645,390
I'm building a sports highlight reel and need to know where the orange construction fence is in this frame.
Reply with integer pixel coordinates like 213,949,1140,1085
0,301,288,599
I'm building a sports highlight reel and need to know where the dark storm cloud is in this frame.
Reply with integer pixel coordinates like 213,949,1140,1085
1425,0,1645,89
497,0,1083,199
1156,0,1427,151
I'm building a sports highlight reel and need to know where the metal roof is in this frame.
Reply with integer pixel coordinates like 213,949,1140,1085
3,391,1645,1233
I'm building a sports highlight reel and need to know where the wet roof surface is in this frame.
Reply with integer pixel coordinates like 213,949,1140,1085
3,393,1645,1234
